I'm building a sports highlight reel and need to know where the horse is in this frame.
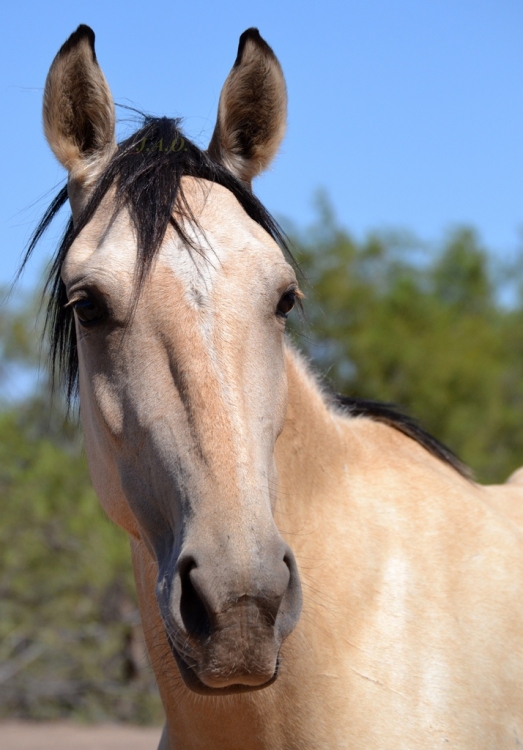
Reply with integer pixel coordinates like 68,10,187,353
28,24,523,749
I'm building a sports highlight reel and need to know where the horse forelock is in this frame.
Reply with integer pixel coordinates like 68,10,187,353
21,115,293,401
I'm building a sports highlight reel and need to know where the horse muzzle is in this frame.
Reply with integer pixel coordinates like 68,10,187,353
156,542,302,694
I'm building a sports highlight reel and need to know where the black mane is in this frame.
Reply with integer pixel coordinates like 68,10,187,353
23,115,467,477
334,395,470,478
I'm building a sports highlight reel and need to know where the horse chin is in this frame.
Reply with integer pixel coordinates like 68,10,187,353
168,638,280,696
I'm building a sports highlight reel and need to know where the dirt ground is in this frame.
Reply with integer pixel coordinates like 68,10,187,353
0,721,163,750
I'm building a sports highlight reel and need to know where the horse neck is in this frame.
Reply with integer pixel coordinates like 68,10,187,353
275,346,347,515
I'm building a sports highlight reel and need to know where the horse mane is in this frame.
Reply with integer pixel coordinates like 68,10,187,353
334,394,471,478
20,116,290,400
22,115,467,477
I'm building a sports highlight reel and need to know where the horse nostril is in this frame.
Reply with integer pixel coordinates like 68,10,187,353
275,546,302,638
179,559,212,639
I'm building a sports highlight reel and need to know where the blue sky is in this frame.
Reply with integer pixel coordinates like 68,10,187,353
1,0,522,291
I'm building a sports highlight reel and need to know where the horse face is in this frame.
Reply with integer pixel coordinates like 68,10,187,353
44,26,302,693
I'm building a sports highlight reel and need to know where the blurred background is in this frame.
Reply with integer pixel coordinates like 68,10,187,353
1,0,523,726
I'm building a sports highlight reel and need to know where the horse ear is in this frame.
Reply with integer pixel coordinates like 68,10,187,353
208,29,287,186
43,25,115,184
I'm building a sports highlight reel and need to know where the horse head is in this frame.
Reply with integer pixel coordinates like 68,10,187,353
42,25,302,694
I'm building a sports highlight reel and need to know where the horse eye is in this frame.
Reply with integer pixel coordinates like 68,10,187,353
72,297,103,327
276,290,297,318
